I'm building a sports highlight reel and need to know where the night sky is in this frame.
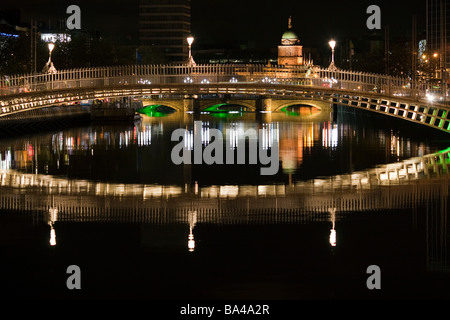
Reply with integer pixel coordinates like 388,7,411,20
2,0,426,48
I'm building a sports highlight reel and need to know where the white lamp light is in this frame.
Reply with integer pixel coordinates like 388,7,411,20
328,40,336,50
187,36,194,46
48,42,55,54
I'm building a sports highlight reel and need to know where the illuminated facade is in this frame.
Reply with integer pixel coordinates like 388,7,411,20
139,0,191,63
278,17,303,66
41,33,72,43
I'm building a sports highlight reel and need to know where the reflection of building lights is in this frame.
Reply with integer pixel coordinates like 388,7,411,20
390,134,402,157
228,123,239,149
184,130,194,150
0,150,12,170
322,123,338,148
202,122,210,146
138,126,152,146
261,123,279,150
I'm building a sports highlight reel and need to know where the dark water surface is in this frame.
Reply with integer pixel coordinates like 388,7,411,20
1,107,449,302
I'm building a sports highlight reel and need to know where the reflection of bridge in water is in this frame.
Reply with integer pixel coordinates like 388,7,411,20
1,147,448,267
1,147,448,224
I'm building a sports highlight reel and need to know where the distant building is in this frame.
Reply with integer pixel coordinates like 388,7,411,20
426,0,450,79
139,0,191,63
277,17,303,66
41,33,72,43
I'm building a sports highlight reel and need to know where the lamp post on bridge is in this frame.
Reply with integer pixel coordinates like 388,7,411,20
187,35,196,67
186,35,196,85
328,40,337,71
43,43,57,74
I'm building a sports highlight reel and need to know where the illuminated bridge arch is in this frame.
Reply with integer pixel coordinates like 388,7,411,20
201,101,256,112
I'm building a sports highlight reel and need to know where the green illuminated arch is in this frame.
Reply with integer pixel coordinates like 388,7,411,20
138,105,176,117
203,103,252,113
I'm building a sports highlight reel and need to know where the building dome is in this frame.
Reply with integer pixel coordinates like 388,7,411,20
282,30,298,40
281,17,300,45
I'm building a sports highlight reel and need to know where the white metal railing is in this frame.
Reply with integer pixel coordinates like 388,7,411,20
0,64,432,100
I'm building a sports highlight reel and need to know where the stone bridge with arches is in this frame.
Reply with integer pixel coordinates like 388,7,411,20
1,64,450,134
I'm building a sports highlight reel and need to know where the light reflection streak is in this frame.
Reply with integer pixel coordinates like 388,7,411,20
322,122,338,149
188,210,197,252
329,208,336,247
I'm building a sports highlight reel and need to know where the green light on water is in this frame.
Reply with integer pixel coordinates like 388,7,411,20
280,106,300,116
203,103,228,112
202,103,248,118
209,111,244,119
138,104,175,117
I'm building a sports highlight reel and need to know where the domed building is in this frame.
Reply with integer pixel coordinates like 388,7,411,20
278,17,304,66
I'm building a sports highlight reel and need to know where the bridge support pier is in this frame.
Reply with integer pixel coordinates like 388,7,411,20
254,98,273,112
183,99,200,113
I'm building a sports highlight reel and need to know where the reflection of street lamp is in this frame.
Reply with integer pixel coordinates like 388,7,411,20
329,208,336,247
188,210,197,252
48,207,58,246
187,35,195,66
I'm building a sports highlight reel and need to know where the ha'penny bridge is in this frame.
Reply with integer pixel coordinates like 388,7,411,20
1,64,450,133
0,64,449,227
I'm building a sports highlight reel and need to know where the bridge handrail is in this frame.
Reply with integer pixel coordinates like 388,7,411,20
0,64,427,100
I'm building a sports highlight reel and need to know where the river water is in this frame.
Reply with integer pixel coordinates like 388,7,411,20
0,106,449,301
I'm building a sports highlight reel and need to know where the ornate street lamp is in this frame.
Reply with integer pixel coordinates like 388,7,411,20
187,35,196,67
328,40,337,70
43,42,57,74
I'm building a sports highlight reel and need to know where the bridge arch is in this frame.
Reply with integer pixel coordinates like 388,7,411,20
141,99,184,112
199,100,256,112
271,99,330,112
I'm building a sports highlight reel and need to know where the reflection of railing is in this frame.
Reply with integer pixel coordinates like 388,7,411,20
0,175,447,226
0,147,449,205
0,64,430,101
